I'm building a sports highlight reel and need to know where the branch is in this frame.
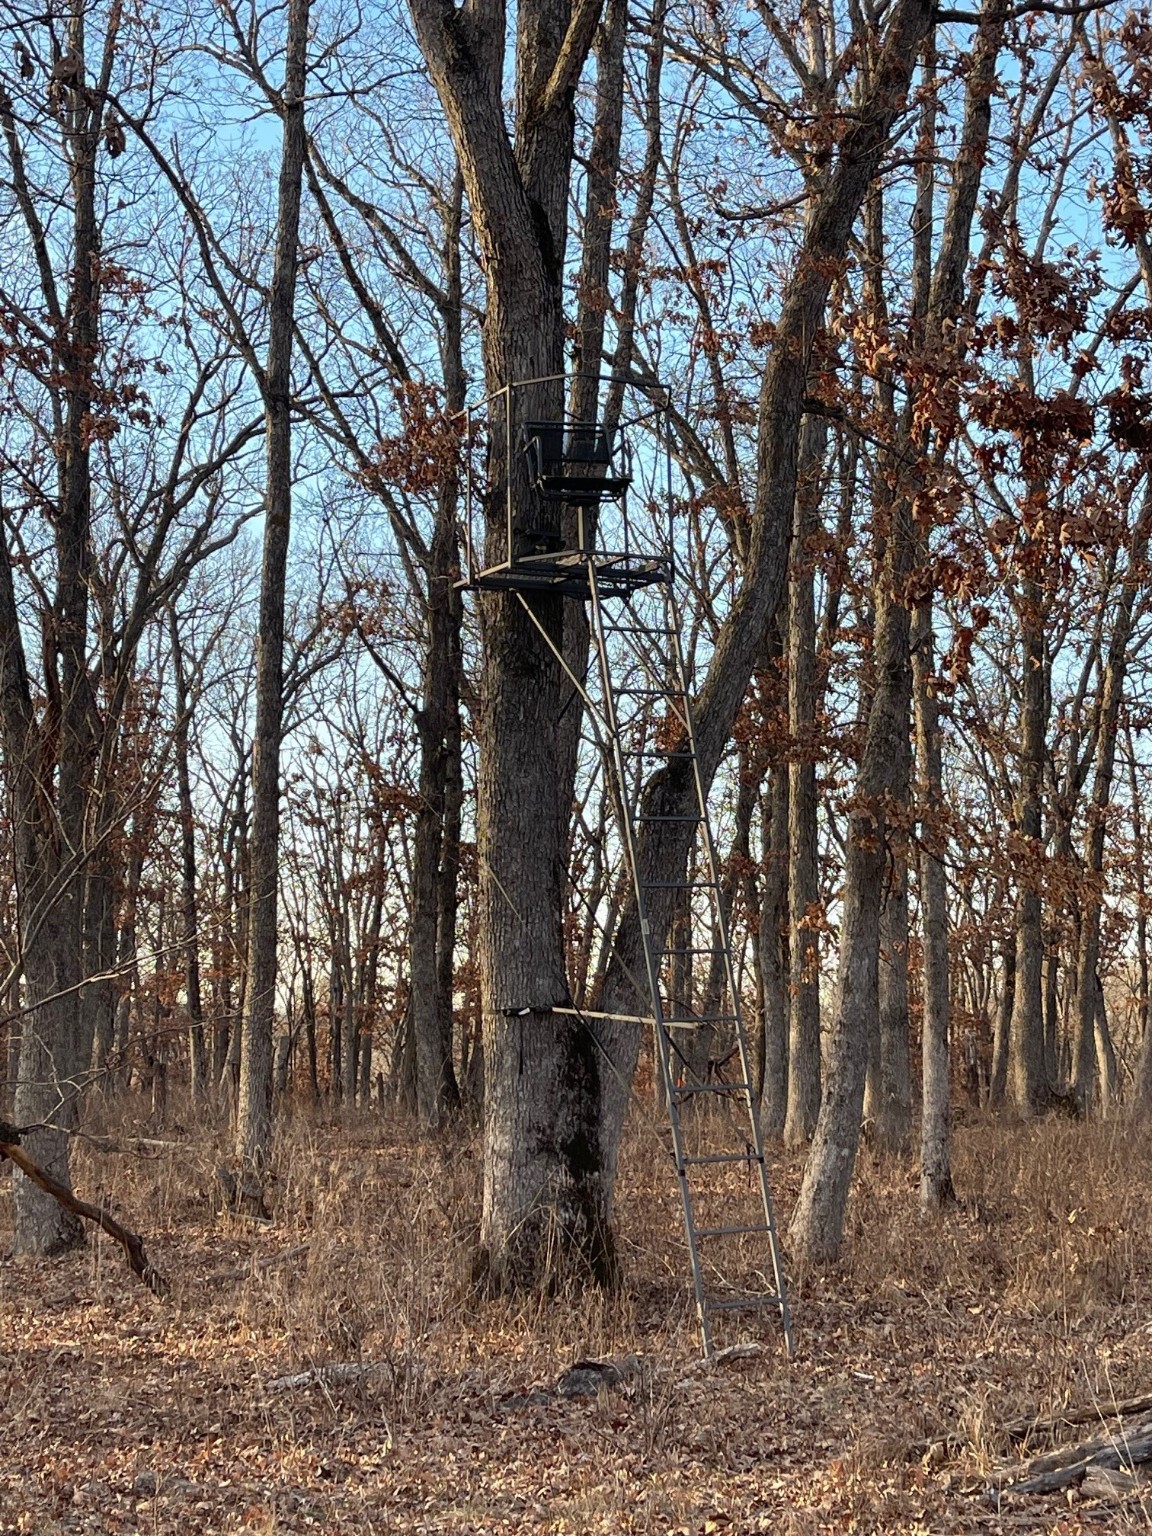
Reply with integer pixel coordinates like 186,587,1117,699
0,1124,166,1296
538,0,605,120
935,0,1111,18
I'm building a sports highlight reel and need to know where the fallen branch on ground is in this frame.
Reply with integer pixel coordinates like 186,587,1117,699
267,1361,386,1392
78,1133,190,1155
0,1121,166,1297
993,1417,1152,1497
1003,1394,1152,1444
210,1243,310,1284
916,1392,1152,1465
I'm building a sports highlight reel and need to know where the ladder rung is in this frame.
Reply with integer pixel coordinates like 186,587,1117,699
682,1152,760,1167
602,625,676,636
695,1224,773,1238
706,1295,783,1312
620,750,694,760
635,814,703,823
657,946,717,957
614,686,682,697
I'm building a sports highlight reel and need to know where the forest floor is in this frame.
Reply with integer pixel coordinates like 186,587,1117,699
1,1102,1151,1535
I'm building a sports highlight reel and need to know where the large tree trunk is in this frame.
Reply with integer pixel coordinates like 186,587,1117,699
595,0,934,1215
236,0,309,1179
408,0,616,1288
0,1,115,1251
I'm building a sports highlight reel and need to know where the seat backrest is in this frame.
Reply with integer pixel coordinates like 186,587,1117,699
564,425,611,466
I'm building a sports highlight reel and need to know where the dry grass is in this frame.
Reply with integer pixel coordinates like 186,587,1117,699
1,1097,1151,1533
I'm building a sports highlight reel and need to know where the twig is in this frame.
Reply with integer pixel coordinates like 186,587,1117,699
0,1121,166,1297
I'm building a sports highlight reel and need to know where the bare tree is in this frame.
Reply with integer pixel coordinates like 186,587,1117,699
232,0,311,1185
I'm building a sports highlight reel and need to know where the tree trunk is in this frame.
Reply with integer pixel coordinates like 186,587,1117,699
1130,729,1152,1119
595,0,934,1217
788,536,912,1263
235,0,309,1180
760,765,790,1136
867,846,913,1154
342,952,357,1105
1072,486,1152,1111
913,597,955,1207
83,863,117,1078
171,613,208,1101
407,0,623,1289
1009,584,1050,1113
784,417,826,1146
0,2,113,1250
788,0,1000,1253
410,179,466,1129
989,936,1014,1107
1093,973,1117,1110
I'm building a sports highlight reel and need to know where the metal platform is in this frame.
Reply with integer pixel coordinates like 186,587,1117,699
462,549,672,598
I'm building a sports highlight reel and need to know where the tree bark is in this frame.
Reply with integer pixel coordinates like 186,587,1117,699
1009,581,1050,1113
1130,727,1152,1119
989,937,1014,1108
0,2,115,1250
867,845,913,1154
760,763,790,1137
788,519,913,1264
784,417,826,1146
789,1,999,1256
914,598,956,1207
236,0,310,1179
409,177,465,1130
171,612,208,1101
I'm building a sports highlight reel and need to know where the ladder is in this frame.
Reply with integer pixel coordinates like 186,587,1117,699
584,563,794,1358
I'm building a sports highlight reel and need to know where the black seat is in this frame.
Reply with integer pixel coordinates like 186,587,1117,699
521,421,631,504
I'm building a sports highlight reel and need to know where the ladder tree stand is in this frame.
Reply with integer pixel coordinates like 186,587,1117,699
460,374,793,1358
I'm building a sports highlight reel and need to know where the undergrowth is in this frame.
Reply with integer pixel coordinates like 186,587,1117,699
0,1097,1150,1532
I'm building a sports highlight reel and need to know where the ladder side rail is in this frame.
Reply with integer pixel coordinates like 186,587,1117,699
586,561,713,1354
600,593,692,711
666,589,795,1354
665,588,759,1101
